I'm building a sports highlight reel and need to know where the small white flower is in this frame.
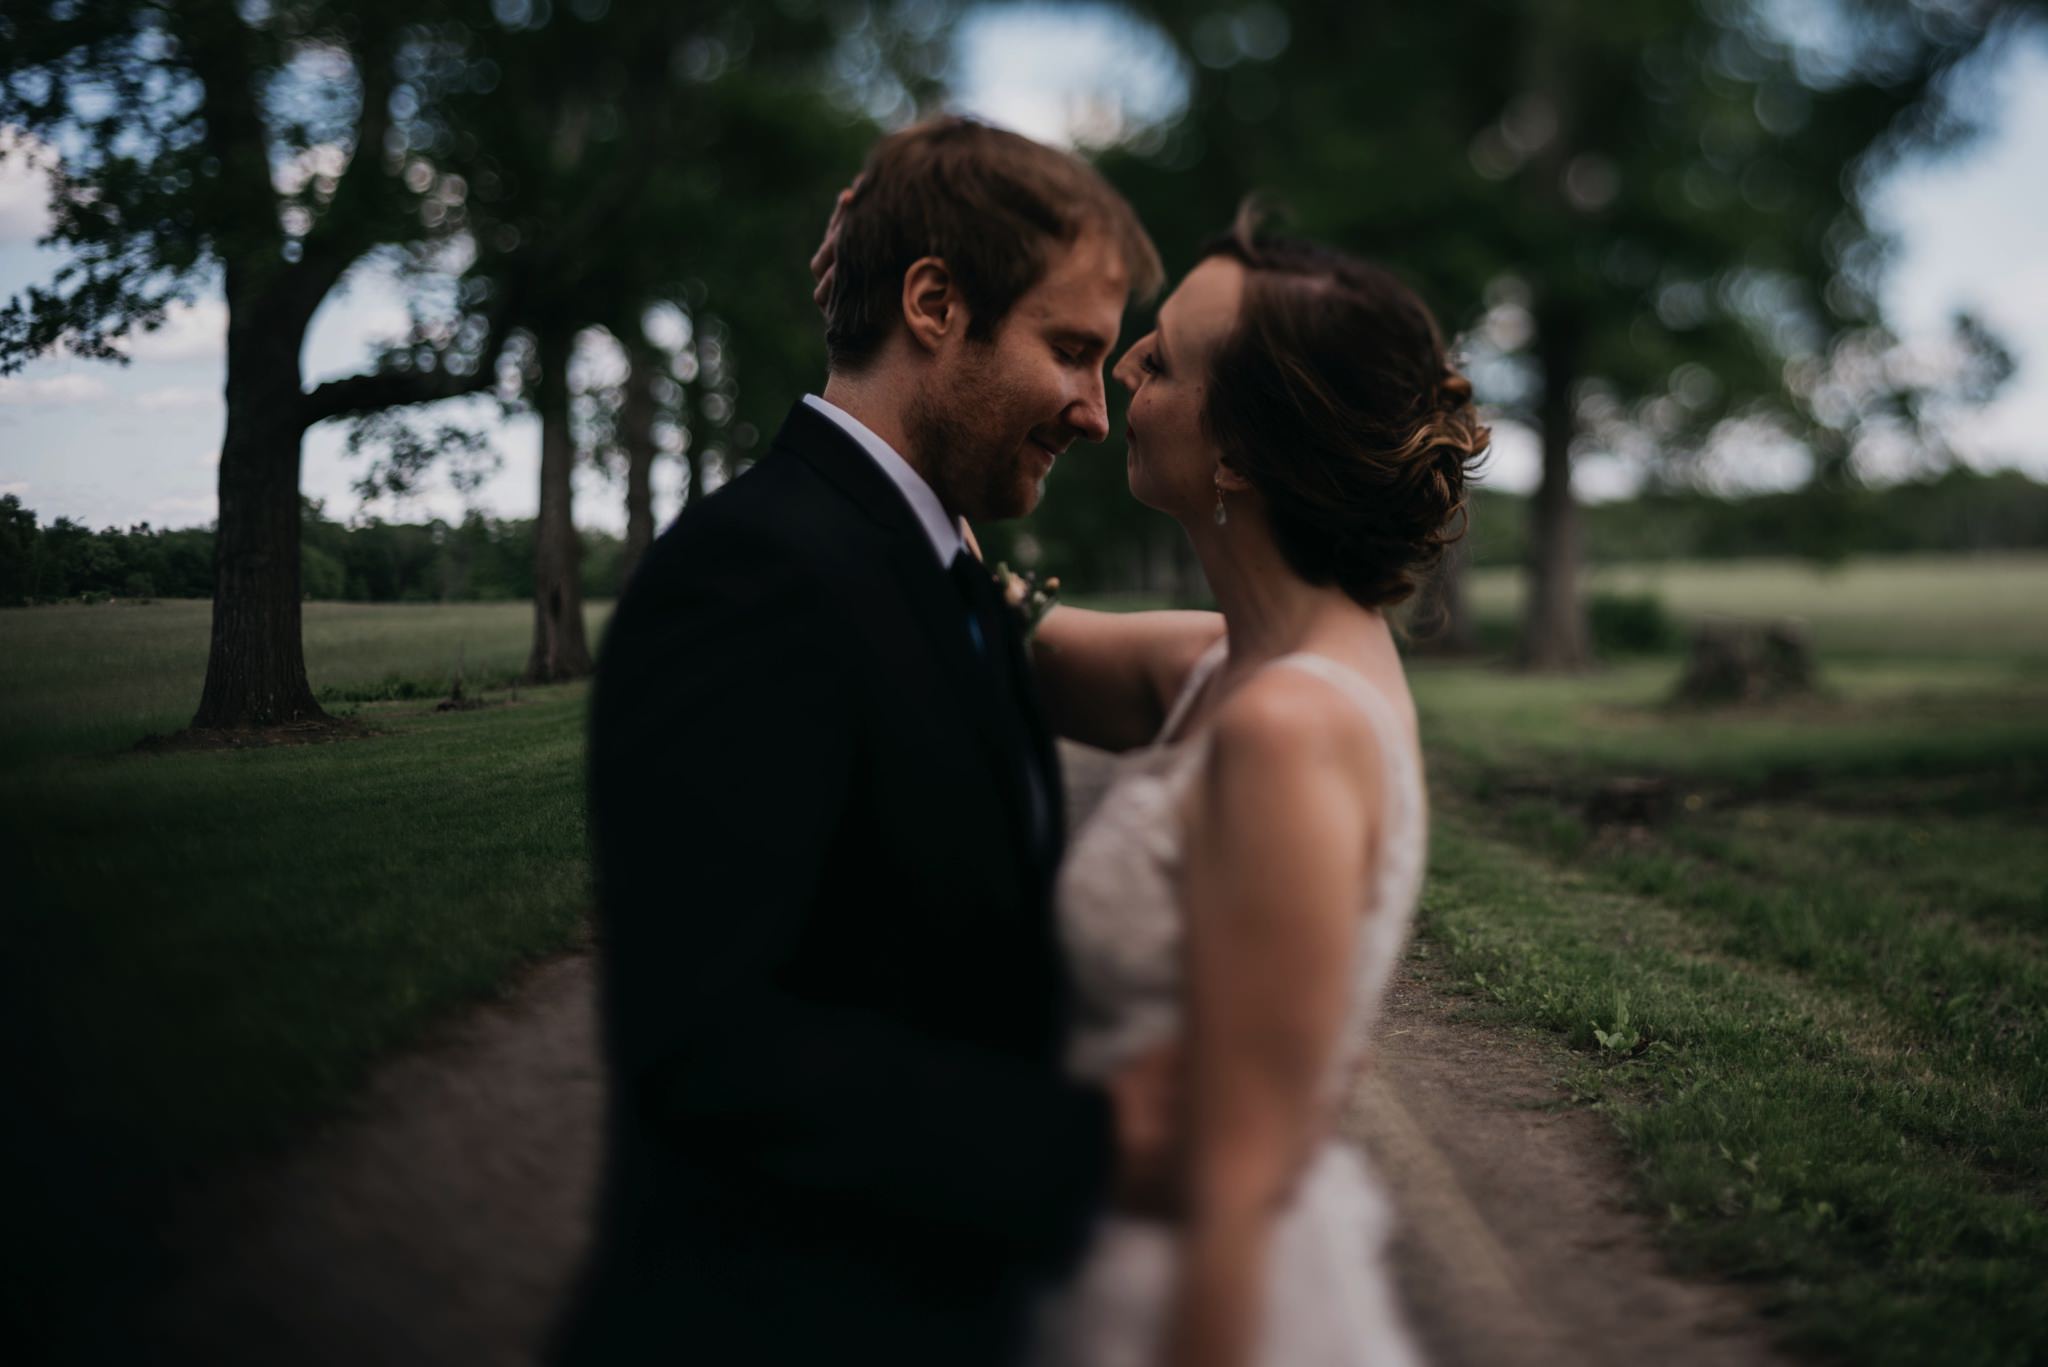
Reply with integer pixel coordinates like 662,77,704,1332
990,560,1060,638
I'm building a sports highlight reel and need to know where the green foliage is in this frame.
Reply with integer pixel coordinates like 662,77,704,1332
0,497,218,603
0,494,43,605
1,1,900,726
1003,2,2029,614
297,543,345,601
1588,591,1675,655
1096,0,2018,428
0,497,641,607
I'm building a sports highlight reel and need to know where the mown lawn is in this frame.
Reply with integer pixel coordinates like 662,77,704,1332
0,597,614,765
0,601,603,1351
1413,648,2048,1365
1468,551,2048,661
3,556,2043,1362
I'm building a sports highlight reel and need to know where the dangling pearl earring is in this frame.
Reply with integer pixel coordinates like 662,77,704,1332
1213,486,1229,526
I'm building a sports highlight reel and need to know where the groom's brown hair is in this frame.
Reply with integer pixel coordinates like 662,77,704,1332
823,116,1163,370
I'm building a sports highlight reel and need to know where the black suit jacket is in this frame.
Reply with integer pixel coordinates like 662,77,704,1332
554,400,1113,1366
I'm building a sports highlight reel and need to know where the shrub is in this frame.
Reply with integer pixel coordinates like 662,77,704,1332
1590,591,1675,656
301,544,346,600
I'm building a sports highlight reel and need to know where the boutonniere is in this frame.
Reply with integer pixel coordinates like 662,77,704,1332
991,561,1060,639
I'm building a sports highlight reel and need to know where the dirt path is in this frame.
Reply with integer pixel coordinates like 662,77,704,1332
153,954,604,1367
153,746,1793,1365
1356,968,1792,1367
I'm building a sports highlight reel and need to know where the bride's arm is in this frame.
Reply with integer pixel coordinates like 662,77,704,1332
959,520,1224,751
1031,605,1225,752
1161,672,1382,1367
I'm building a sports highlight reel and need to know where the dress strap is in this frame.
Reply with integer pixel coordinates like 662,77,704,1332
1268,652,1428,913
1154,634,1230,747
1267,653,1406,737
1261,655,1425,823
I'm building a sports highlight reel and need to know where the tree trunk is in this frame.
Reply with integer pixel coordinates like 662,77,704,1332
191,269,327,730
1521,309,1591,671
526,327,594,682
619,346,659,586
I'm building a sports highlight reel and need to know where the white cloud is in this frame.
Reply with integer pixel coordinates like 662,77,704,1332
0,373,110,405
141,493,216,527
0,481,28,498
0,126,56,245
121,297,228,364
302,264,416,384
1874,29,2048,482
136,384,219,412
952,6,1188,150
1473,418,1539,495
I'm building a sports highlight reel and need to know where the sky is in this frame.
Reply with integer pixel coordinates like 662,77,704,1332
1,6,2044,533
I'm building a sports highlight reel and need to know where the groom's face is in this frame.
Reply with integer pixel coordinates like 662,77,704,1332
910,230,1129,521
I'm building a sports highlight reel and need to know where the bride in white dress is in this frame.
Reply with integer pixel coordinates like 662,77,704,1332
1019,211,1489,1367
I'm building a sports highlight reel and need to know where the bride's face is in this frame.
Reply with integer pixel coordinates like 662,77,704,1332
1112,255,1246,519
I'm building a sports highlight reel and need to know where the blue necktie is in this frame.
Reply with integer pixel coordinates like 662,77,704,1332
949,551,998,661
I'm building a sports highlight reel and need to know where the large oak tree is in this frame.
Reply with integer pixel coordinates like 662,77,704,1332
2,0,878,712
0,3,552,725
1092,0,2033,667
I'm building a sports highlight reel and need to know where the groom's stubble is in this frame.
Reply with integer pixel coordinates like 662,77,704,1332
906,339,1045,522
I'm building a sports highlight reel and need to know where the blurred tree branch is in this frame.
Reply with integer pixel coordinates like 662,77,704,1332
1090,0,2040,665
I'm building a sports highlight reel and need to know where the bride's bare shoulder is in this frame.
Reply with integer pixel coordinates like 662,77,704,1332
1182,668,1386,895
1203,665,1385,802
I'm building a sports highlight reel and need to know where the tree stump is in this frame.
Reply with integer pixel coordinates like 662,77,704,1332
1672,618,1818,705
1584,776,1673,827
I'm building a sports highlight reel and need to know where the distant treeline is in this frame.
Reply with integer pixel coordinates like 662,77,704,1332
1466,466,2048,567
0,495,632,606
3,467,2044,606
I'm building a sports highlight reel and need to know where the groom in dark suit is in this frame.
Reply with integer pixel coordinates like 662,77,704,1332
555,118,1169,1365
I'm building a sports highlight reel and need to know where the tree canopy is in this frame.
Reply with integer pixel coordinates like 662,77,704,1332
1009,0,2037,661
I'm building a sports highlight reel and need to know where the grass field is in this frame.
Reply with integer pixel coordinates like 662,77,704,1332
2,552,2044,1362
1469,551,2048,661
1414,653,2048,1364
0,597,615,766
1,602,603,1346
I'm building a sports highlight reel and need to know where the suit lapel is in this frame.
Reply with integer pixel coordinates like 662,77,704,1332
774,402,1048,882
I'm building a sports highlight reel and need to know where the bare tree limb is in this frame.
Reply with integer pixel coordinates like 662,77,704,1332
299,269,527,426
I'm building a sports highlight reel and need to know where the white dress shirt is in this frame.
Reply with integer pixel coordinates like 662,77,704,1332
802,393,963,567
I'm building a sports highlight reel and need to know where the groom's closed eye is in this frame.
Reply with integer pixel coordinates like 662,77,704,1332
1051,331,1113,367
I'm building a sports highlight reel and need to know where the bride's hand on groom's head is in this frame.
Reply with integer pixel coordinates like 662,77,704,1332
810,179,861,311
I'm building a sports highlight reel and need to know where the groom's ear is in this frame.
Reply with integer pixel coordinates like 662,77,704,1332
901,256,965,355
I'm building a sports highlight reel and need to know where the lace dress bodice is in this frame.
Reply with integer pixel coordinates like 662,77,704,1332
1058,637,1425,1085
1031,637,1428,1367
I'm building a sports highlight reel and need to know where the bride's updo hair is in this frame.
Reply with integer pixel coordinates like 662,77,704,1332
1200,204,1488,608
